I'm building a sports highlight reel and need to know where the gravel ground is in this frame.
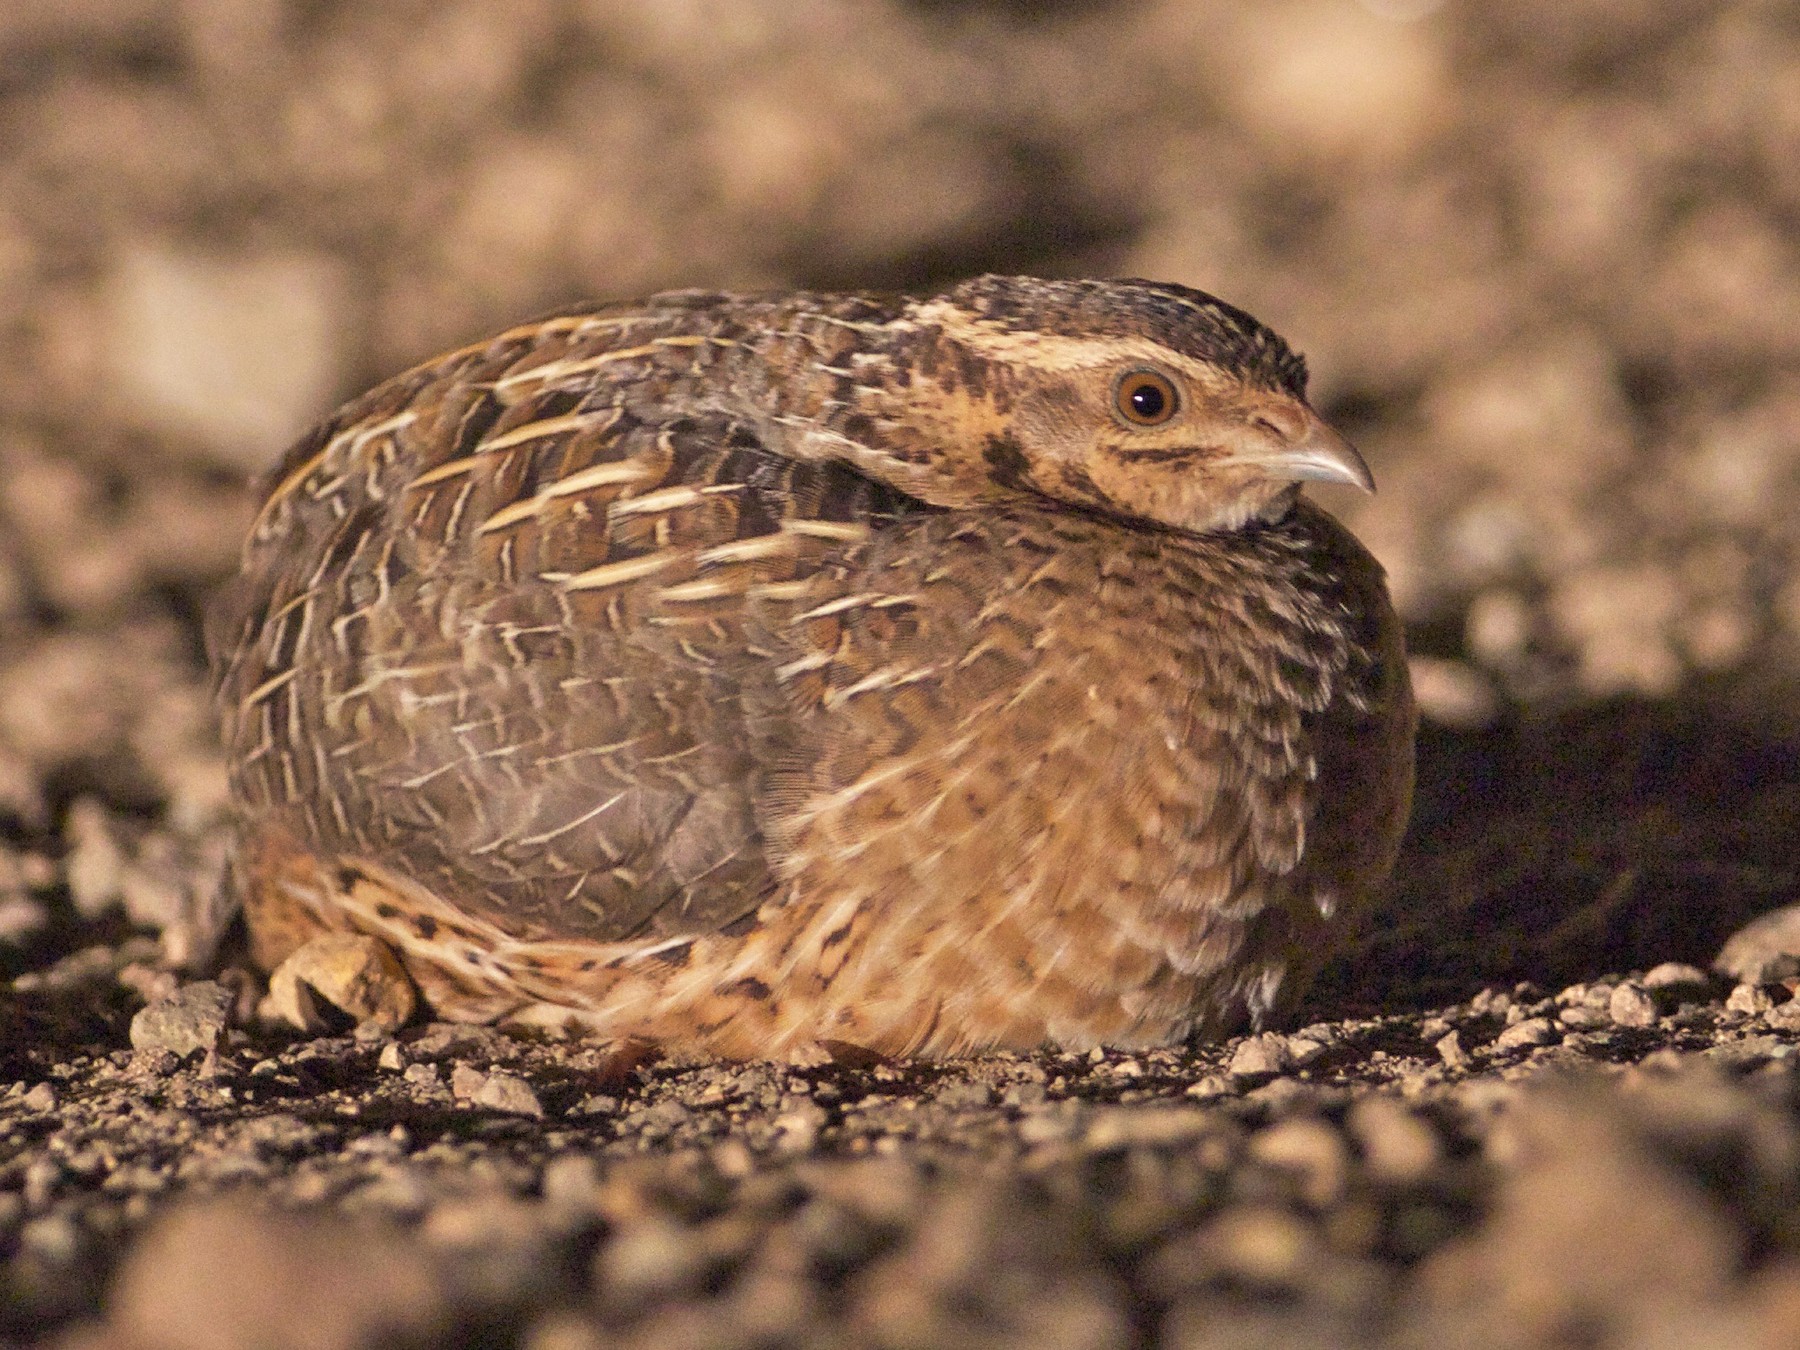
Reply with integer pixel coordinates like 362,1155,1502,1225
3,2,1800,1347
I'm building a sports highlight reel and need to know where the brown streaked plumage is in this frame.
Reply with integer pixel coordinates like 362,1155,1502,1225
207,275,1415,1057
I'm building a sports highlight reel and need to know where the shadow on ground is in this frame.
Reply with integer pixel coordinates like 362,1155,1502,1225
1312,694,1800,1018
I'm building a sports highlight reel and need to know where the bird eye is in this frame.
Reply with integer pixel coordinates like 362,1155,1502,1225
1114,369,1180,427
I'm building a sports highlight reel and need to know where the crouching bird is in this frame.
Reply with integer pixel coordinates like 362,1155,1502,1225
207,275,1415,1058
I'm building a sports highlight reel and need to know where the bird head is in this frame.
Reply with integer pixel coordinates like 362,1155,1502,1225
816,275,1372,534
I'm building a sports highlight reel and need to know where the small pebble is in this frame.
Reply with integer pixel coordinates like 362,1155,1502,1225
63,797,128,919
450,1063,490,1101
1726,984,1775,1016
128,980,232,1059
1085,1106,1212,1150
1348,1096,1442,1184
1764,997,1800,1031
1559,1006,1609,1029
1284,1036,1327,1067
24,1157,63,1208
1202,1205,1318,1289
0,893,48,944
103,1202,447,1349
19,1213,82,1264
1434,1030,1468,1069
775,1102,827,1152
1493,1018,1556,1051
525,1313,609,1350
475,1071,545,1119
1715,904,1800,986
540,1155,605,1213
263,933,416,1033
1248,1117,1350,1207
1608,983,1658,1028
1228,1033,1294,1079
1642,962,1711,993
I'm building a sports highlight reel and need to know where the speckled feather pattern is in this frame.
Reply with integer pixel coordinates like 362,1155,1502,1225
209,277,1414,1057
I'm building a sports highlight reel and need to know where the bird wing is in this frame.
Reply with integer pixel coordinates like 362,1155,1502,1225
211,321,923,944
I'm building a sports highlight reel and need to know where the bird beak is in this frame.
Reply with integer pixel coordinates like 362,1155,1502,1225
1255,412,1375,494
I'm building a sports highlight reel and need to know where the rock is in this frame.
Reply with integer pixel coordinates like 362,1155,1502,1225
407,1024,493,1059
19,1212,82,1266
1434,1029,1469,1069
1559,1004,1609,1029
1716,905,1800,986
1418,1073,1782,1345
1407,655,1501,729
596,1212,736,1314
1764,997,1800,1031
1642,962,1712,994
849,1176,1132,1350
104,244,349,468
0,891,48,945
1348,1096,1441,1184
1146,1204,1322,1299
261,933,417,1033
449,1063,490,1102
419,1193,562,1306
100,1202,448,1350
128,980,232,1059
1229,1033,1295,1079
1608,983,1659,1028
1493,1018,1556,1052
23,1156,62,1208
1283,1035,1328,1067
1726,983,1775,1016
1222,3,1446,162
1084,1106,1215,1151
540,1155,605,1216
474,1071,545,1119
523,1312,608,1350
1248,1117,1350,1208
774,1100,827,1153
63,796,127,919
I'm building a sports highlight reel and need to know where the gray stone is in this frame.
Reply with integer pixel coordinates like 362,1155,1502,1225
1493,1017,1556,1051
1726,983,1775,1016
1348,1096,1442,1184
1248,1117,1350,1207
474,1071,544,1119
128,980,232,1059
1716,905,1800,986
1608,983,1658,1028
1642,962,1711,993
1434,1029,1469,1069
104,244,349,468
1229,1033,1295,1079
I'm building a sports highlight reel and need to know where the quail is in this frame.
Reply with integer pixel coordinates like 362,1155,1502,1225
208,275,1416,1057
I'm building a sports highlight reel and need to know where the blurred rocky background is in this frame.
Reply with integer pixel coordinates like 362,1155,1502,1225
5,0,1798,715
4,1,1800,1347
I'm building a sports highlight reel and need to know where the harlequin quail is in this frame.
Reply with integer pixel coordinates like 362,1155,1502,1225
208,275,1415,1057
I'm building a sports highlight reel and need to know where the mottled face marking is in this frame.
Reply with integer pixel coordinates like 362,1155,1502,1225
854,278,1368,535
939,275,1311,397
